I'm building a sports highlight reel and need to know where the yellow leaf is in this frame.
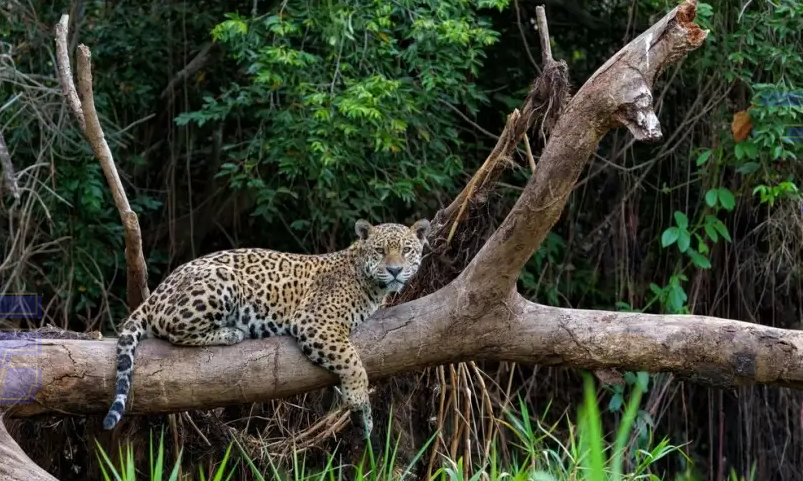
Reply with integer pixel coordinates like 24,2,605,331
378,32,389,42
731,110,753,142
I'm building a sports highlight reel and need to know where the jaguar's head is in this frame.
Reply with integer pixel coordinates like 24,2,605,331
353,218,430,293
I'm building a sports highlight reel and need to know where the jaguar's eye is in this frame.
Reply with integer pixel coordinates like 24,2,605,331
375,248,385,255
402,246,412,254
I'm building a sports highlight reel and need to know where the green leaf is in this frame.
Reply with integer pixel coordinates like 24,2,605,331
677,231,691,253
734,143,744,160
687,249,712,269
712,219,732,242
704,223,718,242
636,371,650,392
696,150,713,166
737,162,760,174
696,234,710,254
661,227,679,247
705,189,718,207
608,394,623,412
717,188,736,210
673,211,689,230
667,284,688,312
742,142,758,159
615,301,633,311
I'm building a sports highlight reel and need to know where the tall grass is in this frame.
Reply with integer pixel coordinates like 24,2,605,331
93,373,747,480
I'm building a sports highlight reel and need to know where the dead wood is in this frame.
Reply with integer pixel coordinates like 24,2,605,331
0,415,57,480
0,130,20,200
3,297,801,419
54,16,85,132
391,5,570,310
53,14,150,311
460,1,707,303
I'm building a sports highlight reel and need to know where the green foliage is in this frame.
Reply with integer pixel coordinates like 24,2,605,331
95,430,239,481
95,380,697,480
647,0,803,319
177,0,508,245
0,1,211,325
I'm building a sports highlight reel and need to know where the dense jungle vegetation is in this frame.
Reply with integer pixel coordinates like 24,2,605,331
1,0,802,479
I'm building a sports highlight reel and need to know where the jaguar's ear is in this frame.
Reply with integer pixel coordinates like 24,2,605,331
355,219,374,240
410,219,431,242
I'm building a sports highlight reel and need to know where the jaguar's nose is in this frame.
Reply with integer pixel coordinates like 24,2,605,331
386,266,402,277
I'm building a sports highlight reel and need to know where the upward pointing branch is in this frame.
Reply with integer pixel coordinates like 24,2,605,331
461,1,707,299
53,14,150,311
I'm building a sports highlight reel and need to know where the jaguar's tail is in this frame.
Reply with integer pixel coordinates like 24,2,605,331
102,308,149,430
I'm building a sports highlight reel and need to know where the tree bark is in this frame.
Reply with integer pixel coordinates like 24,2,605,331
2,291,801,419
0,416,58,480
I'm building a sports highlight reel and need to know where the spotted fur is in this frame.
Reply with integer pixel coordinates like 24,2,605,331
102,219,431,438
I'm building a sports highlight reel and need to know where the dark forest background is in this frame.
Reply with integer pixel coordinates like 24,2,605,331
1,0,802,480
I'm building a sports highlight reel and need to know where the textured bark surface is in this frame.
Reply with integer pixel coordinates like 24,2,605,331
4,291,801,419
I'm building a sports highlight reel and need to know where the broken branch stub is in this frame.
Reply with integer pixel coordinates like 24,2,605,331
53,15,85,132
75,45,150,310
53,15,150,312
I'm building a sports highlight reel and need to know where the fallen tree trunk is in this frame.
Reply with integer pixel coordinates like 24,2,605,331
3,291,800,418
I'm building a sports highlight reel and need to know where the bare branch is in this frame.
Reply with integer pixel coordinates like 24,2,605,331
74,44,150,309
53,14,85,132
535,6,553,64
0,130,20,200
53,16,151,312
522,130,536,174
